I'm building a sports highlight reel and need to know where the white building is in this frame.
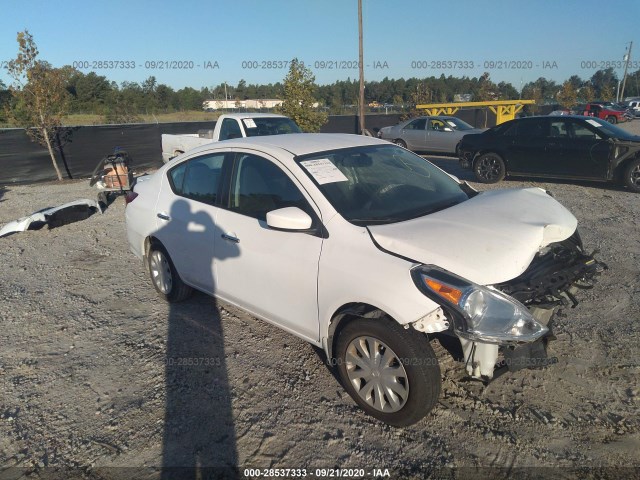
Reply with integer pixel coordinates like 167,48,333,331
203,99,283,110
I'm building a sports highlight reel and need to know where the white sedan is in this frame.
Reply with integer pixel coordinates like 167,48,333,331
125,133,602,426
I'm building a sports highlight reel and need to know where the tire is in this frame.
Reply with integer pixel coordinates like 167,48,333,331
455,142,461,158
393,139,407,149
334,316,441,427
607,115,617,124
147,242,193,302
474,152,506,183
623,158,640,193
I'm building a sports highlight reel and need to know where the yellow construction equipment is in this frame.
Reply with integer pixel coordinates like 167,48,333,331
416,100,536,125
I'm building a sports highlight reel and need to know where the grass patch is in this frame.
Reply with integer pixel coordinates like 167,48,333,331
59,111,221,126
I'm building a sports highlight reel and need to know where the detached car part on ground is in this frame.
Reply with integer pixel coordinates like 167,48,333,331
458,115,640,193
125,134,604,426
0,199,102,238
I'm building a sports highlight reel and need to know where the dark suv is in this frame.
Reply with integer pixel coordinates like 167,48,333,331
458,115,640,192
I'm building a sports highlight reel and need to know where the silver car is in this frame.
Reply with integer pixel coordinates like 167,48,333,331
377,116,485,155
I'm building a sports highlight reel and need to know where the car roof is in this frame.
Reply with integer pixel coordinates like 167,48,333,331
406,115,456,120
219,112,290,119
515,115,594,121
186,133,389,157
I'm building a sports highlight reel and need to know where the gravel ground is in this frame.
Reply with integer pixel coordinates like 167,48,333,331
1,121,639,479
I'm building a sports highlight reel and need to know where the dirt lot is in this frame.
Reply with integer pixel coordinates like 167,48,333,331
1,121,639,479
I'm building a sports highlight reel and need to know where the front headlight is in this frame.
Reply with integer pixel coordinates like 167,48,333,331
411,265,548,344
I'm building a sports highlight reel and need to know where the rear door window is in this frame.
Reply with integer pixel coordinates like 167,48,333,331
168,153,226,205
516,118,548,138
404,118,427,130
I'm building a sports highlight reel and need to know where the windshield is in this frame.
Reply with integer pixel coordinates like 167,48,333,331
296,145,470,225
242,117,301,136
443,117,475,130
583,117,639,140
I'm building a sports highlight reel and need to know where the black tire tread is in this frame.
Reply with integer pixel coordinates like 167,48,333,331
473,152,506,183
335,316,441,427
623,157,640,193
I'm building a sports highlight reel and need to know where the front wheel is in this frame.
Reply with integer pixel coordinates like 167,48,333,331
393,139,407,149
147,243,193,302
474,153,506,183
335,316,441,427
607,115,617,124
623,158,640,193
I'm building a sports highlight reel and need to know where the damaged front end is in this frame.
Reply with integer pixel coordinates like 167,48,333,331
495,231,604,309
411,231,605,381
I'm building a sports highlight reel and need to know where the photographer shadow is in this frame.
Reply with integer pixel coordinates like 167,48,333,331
157,199,239,479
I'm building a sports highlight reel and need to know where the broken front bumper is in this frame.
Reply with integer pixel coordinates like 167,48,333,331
459,231,605,381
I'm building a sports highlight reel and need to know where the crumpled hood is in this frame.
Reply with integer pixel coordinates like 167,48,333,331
367,188,578,285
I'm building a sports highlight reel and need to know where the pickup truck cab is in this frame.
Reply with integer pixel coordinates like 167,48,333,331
161,113,300,163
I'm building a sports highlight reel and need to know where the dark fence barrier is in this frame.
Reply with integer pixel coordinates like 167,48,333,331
0,111,503,184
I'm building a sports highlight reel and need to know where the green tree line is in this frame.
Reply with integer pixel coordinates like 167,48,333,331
3,66,640,124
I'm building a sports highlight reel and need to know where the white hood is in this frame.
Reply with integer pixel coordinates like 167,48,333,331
368,188,577,285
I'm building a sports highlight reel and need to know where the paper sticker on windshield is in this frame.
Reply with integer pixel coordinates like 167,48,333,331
446,121,457,128
300,159,348,185
243,118,257,128
585,119,602,127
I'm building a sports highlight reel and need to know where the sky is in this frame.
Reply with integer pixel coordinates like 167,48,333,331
1,0,638,93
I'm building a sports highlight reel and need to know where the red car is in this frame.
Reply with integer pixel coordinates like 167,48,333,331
583,103,628,124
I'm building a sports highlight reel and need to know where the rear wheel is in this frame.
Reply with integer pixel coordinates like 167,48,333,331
623,158,640,193
474,152,506,183
393,139,407,149
147,243,193,302
607,115,617,124
335,315,441,427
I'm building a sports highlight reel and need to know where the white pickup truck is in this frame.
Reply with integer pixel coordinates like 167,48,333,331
161,113,300,163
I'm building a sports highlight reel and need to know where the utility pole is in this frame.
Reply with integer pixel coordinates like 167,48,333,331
358,0,365,135
620,41,633,102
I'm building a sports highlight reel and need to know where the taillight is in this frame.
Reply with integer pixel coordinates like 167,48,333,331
125,191,138,205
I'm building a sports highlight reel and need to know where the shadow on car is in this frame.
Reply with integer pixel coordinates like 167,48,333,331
158,199,239,479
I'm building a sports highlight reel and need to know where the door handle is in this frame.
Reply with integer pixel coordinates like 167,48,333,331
157,213,171,221
221,233,240,243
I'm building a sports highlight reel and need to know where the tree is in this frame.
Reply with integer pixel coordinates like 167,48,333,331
0,80,11,124
276,58,327,132
590,68,617,99
401,81,431,120
557,80,578,108
476,73,500,127
579,83,595,103
5,30,71,180
600,83,615,101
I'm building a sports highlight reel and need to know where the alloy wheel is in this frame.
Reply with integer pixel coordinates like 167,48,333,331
477,156,502,181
